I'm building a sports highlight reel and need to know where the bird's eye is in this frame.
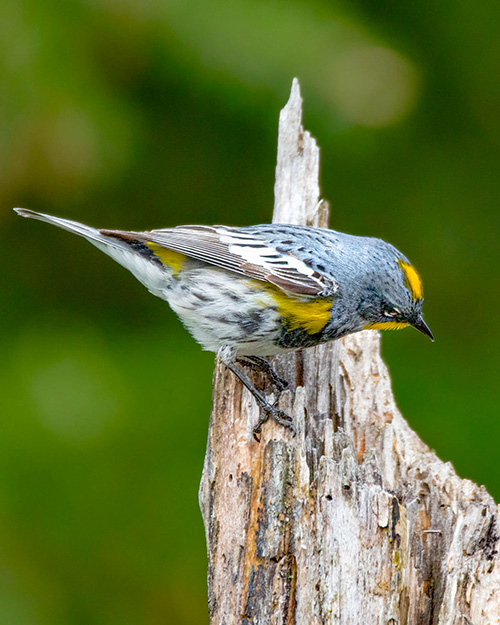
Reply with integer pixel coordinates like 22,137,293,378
383,307,400,318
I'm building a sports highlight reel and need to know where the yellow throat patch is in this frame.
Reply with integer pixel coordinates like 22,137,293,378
364,321,409,331
398,260,423,300
147,243,185,274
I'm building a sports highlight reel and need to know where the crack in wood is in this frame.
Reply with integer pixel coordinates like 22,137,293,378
199,79,500,625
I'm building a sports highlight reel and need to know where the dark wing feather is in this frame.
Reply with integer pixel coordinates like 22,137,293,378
102,225,336,297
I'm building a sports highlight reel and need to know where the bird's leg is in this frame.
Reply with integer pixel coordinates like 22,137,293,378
236,355,289,392
227,362,295,441
218,347,295,441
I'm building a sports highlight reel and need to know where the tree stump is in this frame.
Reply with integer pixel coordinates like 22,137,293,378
199,79,500,625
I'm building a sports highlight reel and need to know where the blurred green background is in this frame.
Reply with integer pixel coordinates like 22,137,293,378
1,0,500,623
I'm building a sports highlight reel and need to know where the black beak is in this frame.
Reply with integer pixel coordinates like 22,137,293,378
411,315,434,341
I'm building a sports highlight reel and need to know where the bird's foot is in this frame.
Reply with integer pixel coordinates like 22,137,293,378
252,404,296,442
237,356,289,392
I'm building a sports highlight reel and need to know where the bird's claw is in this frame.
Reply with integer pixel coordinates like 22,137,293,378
268,372,288,393
252,406,296,442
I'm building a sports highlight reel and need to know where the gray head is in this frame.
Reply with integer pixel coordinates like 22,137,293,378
333,237,433,341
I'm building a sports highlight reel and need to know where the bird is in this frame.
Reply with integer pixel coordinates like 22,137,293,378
14,208,433,439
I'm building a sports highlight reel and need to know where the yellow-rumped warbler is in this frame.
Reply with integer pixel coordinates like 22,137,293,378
14,208,433,438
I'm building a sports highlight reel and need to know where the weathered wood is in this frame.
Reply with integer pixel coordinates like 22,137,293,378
199,78,500,624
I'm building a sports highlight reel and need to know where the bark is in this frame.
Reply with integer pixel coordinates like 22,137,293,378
199,78,500,625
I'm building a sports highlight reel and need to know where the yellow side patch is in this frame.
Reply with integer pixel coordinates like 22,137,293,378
147,243,185,274
268,287,332,335
398,260,423,300
364,321,409,331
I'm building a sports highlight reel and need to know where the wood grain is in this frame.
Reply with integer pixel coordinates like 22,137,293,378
199,78,500,625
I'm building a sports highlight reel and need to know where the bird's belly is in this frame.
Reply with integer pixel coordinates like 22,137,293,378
165,267,284,354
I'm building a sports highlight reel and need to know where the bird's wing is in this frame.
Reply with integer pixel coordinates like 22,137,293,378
107,225,337,297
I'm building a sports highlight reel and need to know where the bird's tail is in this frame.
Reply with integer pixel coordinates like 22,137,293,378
13,208,123,250
13,208,172,299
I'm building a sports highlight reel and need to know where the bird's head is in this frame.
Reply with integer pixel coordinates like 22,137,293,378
357,250,433,341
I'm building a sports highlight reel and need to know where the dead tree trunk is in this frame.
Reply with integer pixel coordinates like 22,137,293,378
199,79,500,624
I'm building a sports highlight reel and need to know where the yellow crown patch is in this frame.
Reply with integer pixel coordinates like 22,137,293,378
398,260,423,300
